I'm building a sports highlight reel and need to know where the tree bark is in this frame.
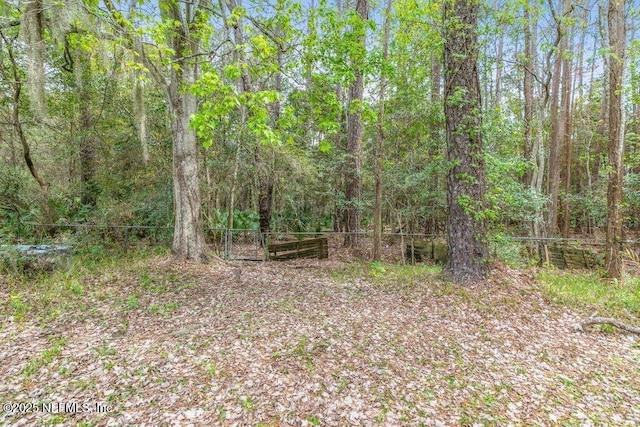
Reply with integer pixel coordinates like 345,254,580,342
593,4,609,187
493,30,504,110
343,0,367,248
605,0,626,279
167,64,208,261
166,1,208,261
547,2,567,236
22,0,46,118
560,16,573,240
443,0,489,284
104,0,209,261
373,0,392,262
523,3,534,189
431,51,441,102
133,69,149,167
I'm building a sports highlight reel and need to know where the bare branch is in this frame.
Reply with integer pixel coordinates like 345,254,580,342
575,317,640,335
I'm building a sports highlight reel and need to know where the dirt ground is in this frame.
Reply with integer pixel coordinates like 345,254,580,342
1,257,639,426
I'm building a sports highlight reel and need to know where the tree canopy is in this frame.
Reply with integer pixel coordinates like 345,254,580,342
1,0,640,279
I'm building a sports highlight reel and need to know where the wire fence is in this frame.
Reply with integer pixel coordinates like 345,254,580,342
2,222,640,269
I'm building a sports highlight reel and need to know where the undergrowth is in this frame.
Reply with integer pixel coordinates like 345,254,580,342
538,270,640,320
0,246,170,322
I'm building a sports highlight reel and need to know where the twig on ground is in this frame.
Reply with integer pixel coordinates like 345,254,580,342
574,316,640,335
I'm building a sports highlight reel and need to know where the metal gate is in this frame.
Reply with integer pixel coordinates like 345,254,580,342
223,229,265,261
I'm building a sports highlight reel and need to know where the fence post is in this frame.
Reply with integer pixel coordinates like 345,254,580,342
254,230,259,260
261,232,268,260
224,229,230,260
123,227,129,254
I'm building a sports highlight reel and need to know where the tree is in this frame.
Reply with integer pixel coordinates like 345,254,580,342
0,11,52,225
343,0,367,248
442,0,488,284
373,0,392,261
547,0,571,236
605,0,627,279
72,36,98,209
522,3,534,188
103,0,209,261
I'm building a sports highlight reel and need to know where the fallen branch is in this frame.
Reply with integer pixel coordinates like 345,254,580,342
574,317,640,335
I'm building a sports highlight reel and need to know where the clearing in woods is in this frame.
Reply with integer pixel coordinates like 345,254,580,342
1,252,639,426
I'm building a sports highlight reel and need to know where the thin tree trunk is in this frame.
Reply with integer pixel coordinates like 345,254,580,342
305,0,315,92
133,70,150,167
560,26,573,240
333,0,345,234
431,51,441,102
523,3,534,189
75,47,98,209
524,3,545,241
547,52,563,235
343,0,367,248
227,145,241,231
221,0,250,234
443,0,489,284
594,4,609,187
547,0,569,236
373,0,392,262
605,0,626,279
533,106,546,240
334,82,344,233
494,31,504,110
257,32,283,236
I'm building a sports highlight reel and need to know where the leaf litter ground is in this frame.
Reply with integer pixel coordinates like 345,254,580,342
1,257,639,426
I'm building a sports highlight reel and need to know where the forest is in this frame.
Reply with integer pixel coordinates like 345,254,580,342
1,0,640,425
0,0,639,277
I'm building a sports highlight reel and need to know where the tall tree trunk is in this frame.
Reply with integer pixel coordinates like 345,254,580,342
257,33,283,236
222,0,251,233
334,82,344,233
532,9,547,241
523,4,534,188
431,51,441,102
523,3,546,241
373,0,392,261
75,47,98,209
560,26,573,239
257,153,274,234
305,0,316,92
227,145,241,231
166,1,208,261
443,0,489,284
605,0,626,279
167,64,207,261
593,4,609,187
343,0,367,248
493,31,504,110
133,70,150,167
547,0,569,236
104,0,210,261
